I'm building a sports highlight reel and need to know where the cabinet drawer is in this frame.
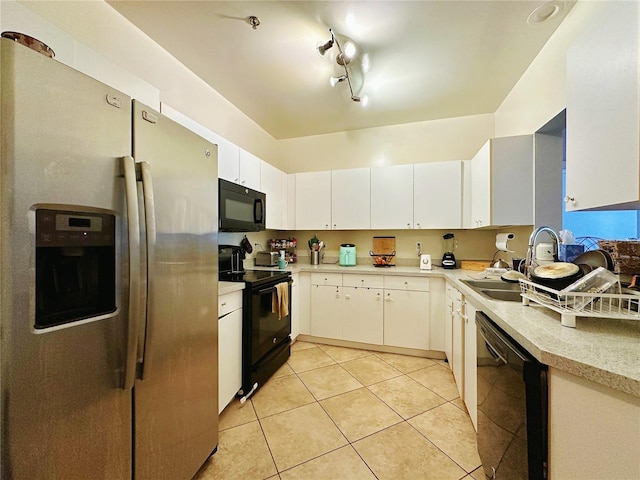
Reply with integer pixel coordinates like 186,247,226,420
384,275,430,291
219,291,243,318
343,274,384,288
311,272,342,286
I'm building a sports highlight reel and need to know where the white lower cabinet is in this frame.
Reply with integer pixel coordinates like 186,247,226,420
342,274,384,344
309,273,432,350
218,290,243,414
383,276,430,350
310,273,343,339
451,289,465,398
463,302,478,430
290,273,300,341
445,281,478,431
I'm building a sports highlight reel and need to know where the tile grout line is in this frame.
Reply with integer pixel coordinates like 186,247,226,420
255,342,478,478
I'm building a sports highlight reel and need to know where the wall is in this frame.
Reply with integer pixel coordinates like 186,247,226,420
13,0,279,165
494,1,603,136
277,113,494,173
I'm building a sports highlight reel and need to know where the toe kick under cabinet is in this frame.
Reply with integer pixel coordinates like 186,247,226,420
310,273,439,352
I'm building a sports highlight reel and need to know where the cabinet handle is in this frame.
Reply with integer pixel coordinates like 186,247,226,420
564,195,576,205
333,224,337,228
325,224,329,229
416,223,421,228
221,302,226,307
407,223,411,228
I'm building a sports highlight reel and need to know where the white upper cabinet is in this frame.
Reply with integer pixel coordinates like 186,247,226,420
216,139,241,184
462,160,474,229
295,171,332,230
238,149,261,191
566,1,640,211
285,173,296,230
470,141,491,228
414,161,463,229
260,161,284,230
470,135,533,228
331,168,371,230
371,164,414,229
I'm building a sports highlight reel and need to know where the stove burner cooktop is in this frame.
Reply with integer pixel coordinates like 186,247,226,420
219,269,290,288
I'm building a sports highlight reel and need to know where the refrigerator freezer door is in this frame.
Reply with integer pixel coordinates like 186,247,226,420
0,39,132,478
132,101,219,480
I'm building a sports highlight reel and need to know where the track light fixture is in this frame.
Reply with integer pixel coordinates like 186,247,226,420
318,28,366,105
329,75,347,87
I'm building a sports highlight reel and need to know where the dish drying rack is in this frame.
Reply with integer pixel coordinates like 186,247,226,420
519,278,640,328
369,250,396,267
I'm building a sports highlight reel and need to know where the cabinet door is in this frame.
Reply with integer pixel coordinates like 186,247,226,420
310,285,342,339
462,160,474,229
261,161,283,229
429,278,446,352
285,172,296,230
470,140,491,228
371,165,414,229
343,287,383,345
452,295,464,398
463,302,478,431
291,273,300,341
383,289,429,350
445,295,454,368
295,171,332,230
413,161,462,229
238,148,261,190
331,168,371,229
216,137,241,184
218,309,242,413
566,1,640,211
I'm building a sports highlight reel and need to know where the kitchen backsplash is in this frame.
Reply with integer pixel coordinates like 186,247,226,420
221,226,535,268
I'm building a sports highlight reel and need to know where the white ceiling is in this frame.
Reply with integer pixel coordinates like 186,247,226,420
108,1,574,139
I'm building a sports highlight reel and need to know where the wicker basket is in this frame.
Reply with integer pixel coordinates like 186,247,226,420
598,240,640,274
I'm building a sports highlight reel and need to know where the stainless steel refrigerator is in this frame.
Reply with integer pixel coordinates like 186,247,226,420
0,38,219,479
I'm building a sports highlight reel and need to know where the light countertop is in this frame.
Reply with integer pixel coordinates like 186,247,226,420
219,262,640,398
219,281,245,296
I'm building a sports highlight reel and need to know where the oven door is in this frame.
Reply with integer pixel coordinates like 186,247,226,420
249,280,292,362
219,178,265,232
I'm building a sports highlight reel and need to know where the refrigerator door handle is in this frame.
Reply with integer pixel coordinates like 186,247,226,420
122,155,142,390
139,160,156,379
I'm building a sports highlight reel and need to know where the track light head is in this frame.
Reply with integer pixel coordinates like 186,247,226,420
330,75,347,87
316,38,334,56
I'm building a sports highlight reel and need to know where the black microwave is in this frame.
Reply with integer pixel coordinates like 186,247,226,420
219,178,266,232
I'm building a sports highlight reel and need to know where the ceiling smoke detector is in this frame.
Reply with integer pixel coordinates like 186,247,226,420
527,1,562,24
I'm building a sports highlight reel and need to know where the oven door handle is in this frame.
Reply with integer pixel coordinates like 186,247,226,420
257,279,293,295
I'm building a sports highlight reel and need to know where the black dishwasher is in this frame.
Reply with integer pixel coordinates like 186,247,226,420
476,311,548,480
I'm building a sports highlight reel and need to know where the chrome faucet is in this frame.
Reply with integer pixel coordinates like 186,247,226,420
524,226,560,277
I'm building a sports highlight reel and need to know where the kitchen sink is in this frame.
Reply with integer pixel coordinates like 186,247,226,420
478,289,523,302
460,279,521,291
460,279,523,302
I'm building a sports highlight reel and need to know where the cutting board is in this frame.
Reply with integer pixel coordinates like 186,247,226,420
372,236,396,265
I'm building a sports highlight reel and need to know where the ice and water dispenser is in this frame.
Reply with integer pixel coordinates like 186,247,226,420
35,208,116,329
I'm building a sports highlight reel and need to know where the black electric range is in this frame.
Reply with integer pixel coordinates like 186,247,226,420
219,269,291,288
218,245,292,401
218,244,291,286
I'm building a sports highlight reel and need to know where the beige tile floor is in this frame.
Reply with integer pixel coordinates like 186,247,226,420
195,341,484,480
